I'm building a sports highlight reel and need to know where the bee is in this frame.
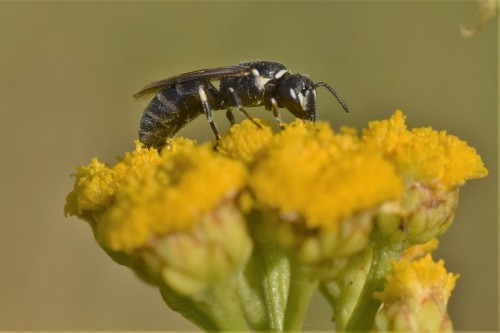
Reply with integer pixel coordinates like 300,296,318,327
134,60,349,149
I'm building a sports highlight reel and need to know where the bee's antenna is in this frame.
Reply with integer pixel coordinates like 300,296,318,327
313,82,349,113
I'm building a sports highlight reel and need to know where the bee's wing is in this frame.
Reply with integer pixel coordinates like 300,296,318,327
133,64,252,99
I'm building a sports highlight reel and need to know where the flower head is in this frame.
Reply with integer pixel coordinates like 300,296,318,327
65,110,487,332
365,111,487,247
248,120,403,230
64,143,162,221
66,139,248,253
218,119,404,264
374,254,458,302
373,254,458,332
363,110,487,190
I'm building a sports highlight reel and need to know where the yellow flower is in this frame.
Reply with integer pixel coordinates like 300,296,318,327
217,118,275,163
66,139,248,253
248,120,403,230
374,254,458,302
373,254,458,332
217,119,404,264
363,110,488,190
152,203,253,296
64,142,162,221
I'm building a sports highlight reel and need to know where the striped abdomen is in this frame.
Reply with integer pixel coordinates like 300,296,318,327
139,82,207,149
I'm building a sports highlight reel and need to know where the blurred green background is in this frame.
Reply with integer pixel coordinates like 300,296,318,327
0,1,497,331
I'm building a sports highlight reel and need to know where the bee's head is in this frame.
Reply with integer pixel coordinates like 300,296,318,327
277,74,318,121
277,74,349,121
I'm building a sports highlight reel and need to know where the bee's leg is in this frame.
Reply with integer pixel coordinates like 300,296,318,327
227,87,262,129
269,97,284,129
198,86,220,140
226,109,236,126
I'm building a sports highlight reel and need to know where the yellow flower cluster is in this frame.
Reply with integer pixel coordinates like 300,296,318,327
66,111,487,256
65,110,487,331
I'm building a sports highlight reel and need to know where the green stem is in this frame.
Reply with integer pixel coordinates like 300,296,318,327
236,269,268,331
203,282,251,332
342,246,402,332
319,249,372,329
254,239,290,331
263,257,290,331
161,281,250,332
283,263,319,332
160,286,218,332
247,214,290,332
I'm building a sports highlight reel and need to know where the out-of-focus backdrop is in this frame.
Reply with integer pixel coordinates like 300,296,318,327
0,2,497,331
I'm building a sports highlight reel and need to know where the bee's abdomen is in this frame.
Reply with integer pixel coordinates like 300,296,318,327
139,90,201,149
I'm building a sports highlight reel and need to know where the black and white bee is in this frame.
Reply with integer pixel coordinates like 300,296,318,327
134,60,349,149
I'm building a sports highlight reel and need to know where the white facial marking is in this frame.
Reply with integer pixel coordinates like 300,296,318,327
274,69,288,79
251,68,260,76
198,86,207,102
289,88,296,100
297,92,306,111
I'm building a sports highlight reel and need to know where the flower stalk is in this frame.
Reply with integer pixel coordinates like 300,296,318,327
342,243,403,331
65,111,487,332
247,225,290,331
283,263,320,332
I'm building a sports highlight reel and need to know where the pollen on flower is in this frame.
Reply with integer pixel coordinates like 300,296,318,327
66,140,248,253
249,120,404,230
163,136,197,153
373,254,458,303
216,118,274,163
64,141,162,219
363,110,488,189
